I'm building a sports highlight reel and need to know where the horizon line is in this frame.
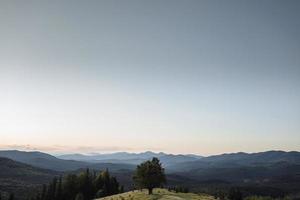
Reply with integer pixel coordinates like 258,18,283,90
1,144,299,157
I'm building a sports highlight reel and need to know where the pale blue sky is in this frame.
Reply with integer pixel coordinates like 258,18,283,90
0,0,299,155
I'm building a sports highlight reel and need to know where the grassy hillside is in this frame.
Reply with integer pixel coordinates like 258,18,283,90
96,188,215,200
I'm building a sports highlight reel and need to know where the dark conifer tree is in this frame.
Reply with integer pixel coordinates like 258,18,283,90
78,169,94,200
228,187,242,200
56,176,63,200
46,177,57,200
63,174,78,200
41,184,47,200
95,173,104,192
101,169,111,195
109,177,119,195
8,193,14,200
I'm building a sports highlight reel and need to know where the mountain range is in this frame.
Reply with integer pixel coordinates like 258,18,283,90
0,150,300,199
0,150,136,171
57,151,203,166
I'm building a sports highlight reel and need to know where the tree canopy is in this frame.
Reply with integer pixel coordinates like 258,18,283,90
133,157,166,194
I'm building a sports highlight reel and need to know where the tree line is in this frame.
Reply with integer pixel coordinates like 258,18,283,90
0,193,14,200
28,169,122,200
214,187,292,200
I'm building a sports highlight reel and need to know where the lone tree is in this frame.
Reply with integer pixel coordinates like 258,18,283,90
133,157,166,195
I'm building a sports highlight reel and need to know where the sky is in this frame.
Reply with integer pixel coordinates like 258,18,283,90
0,0,299,156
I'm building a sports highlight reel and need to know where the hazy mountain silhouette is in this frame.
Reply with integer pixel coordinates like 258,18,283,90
167,150,300,172
2,150,300,172
0,150,90,171
0,150,135,171
58,151,202,166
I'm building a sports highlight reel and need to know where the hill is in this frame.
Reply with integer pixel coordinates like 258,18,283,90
0,150,135,172
201,151,300,165
96,188,215,200
0,157,60,199
0,150,89,171
167,151,300,171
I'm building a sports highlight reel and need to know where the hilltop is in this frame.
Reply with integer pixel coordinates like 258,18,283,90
96,188,215,200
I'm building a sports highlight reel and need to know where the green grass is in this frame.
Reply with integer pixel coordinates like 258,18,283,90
96,188,216,200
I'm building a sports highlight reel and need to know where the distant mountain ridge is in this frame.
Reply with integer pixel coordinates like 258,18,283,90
202,150,300,164
2,150,300,172
0,150,135,172
167,150,300,172
0,150,89,171
57,151,203,166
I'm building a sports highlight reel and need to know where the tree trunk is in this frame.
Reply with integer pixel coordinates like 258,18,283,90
148,188,153,195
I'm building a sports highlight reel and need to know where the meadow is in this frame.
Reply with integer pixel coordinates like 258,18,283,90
97,188,216,200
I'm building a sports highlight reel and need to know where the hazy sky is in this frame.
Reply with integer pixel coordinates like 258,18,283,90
0,0,299,155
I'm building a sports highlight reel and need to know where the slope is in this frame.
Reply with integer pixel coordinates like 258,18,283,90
96,188,215,200
0,157,60,199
